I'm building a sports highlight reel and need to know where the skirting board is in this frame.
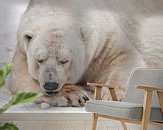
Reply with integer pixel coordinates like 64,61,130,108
0,104,93,121
0,112,92,121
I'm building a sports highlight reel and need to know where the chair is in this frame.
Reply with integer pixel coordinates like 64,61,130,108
85,68,163,130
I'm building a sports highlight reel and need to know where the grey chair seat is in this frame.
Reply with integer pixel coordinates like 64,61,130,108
86,100,163,123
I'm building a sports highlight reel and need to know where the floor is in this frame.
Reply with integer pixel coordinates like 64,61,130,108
9,120,140,130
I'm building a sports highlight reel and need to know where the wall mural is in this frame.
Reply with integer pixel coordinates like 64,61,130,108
1,0,163,109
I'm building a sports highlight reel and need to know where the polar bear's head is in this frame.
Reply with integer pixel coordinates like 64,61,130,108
17,15,97,95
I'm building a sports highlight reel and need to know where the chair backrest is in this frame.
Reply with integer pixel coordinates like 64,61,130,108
122,68,163,107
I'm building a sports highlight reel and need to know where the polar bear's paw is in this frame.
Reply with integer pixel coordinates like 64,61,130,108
63,90,89,107
61,84,89,107
40,102,50,109
34,85,89,107
34,95,69,107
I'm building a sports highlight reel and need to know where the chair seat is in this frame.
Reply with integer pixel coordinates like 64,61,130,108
85,100,163,123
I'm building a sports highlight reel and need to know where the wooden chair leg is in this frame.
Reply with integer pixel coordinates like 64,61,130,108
141,90,153,130
121,121,127,130
157,91,163,114
109,88,118,101
92,113,98,130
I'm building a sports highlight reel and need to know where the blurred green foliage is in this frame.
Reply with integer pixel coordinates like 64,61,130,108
0,64,41,130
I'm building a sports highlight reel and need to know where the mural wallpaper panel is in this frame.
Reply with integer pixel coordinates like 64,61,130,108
0,0,163,129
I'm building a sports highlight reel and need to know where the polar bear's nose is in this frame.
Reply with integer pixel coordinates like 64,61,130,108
43,82,59,91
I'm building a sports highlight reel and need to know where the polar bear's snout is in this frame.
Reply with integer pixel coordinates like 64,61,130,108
41,66,63,96
43,82,59,96
43,82,59,90
44,69,59,92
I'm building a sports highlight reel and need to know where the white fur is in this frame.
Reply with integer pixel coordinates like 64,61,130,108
11,0,163,105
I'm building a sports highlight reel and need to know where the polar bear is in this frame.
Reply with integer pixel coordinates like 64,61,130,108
10,0,163,106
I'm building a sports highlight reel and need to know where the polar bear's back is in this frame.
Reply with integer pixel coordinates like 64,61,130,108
26,0,163,68
136,16,163,67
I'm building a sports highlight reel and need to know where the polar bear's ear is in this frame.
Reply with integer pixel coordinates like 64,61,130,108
20,31,33,52
24,31,33,43
80,25,94,41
